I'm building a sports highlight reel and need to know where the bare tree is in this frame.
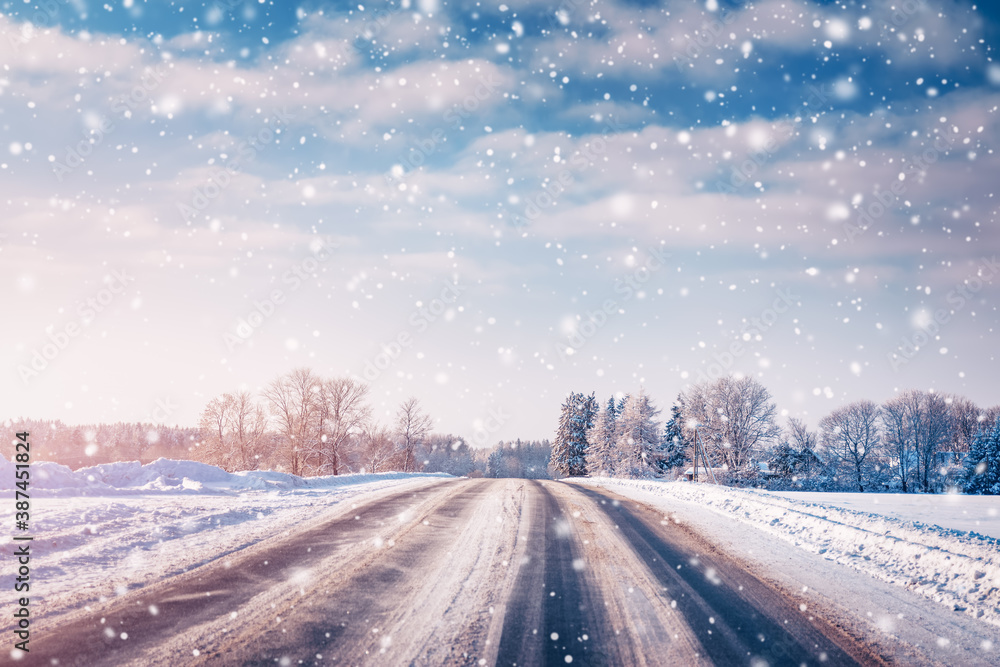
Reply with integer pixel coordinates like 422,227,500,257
681,376,780,473
261,368,321,476
787,417,817,452
948,395,982,454
395,397,434,472
313,377,371,475
820,400,881,492
199,394,233,469
786,416,819,478
882,392,917,492
984,405,1000,429
882,390,955,492
918,391,952,492
198,391,270,472
359,423,398,473
229,391,270,471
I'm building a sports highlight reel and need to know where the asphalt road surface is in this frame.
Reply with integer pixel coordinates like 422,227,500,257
25,479,884,666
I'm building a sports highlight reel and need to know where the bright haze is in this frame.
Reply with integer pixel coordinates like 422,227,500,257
2,0,999,442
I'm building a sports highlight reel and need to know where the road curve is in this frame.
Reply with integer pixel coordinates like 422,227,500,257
25,479,883,666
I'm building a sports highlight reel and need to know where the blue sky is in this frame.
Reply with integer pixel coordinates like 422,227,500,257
2,0,999,443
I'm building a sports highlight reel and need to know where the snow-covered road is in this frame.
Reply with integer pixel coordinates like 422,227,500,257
18,479,891,666
7,463,1000,666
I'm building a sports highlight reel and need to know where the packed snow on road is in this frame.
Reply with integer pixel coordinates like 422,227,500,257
2,455,999,665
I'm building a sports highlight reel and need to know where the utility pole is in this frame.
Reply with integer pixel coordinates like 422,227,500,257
693,425,699,483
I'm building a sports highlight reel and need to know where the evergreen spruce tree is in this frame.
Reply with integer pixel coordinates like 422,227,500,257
576,392,597,474
616,393,631,416
586,397,619,476
615,389,662,478
965,417,1000,495
607,396,620,420
486,448,504,478
552,394,577,476
657,403,689,475
767,440,797,479
552,392,597,476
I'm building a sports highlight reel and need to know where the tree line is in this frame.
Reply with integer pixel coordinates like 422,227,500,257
551,376,1000,494
7,367,554,480
10,369,999,493
485,440,552,479
3,417,199,467
198,368,555,478
197,367,438,475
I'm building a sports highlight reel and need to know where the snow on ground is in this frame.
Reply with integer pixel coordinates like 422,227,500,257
0,455,451,496
573,479,1000,632
0,456,452,631
764,490,1000,540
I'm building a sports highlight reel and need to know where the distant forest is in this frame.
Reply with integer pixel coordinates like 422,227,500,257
551,376,1000,494
6,367,550,479
8,368,1000,494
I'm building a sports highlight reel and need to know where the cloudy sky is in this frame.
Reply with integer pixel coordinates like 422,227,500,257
2,0,999,444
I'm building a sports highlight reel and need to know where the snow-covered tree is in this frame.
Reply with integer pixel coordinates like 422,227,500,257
614,389,662,478
616,393,630,416
985,406,1000,429
882,390,954,492
486,448,504,478
917,392,952,492
481,440,552,478
767,440,798,479
881,393,918,493
786,417,820,479
419,435,477,476
585,397,619,476
965,417,1000,495
680,376,780,474
820,400,881,492
657,402,688,476
948,395,982,454
551,392,597,476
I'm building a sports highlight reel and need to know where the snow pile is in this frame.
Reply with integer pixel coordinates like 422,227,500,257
574,478,1000,628
0,455,451,496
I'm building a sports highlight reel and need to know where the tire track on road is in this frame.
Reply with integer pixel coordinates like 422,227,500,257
210,479,524,666
496,481,608,666
569,484,883,666
547,482,709,667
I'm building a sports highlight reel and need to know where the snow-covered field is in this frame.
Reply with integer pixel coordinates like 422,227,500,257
0,457,452,632
575,478,1000,632
764,490,1000,539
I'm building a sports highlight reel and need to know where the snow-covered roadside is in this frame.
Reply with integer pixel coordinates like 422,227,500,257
571,478,1000,663
763,490,1000,540
0,457,452,631
0,456,452,496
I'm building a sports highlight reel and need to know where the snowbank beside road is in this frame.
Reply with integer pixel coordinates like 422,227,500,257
764,489,1000,539
0,455,451,496
573,478,1000,629
0,456,453,633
